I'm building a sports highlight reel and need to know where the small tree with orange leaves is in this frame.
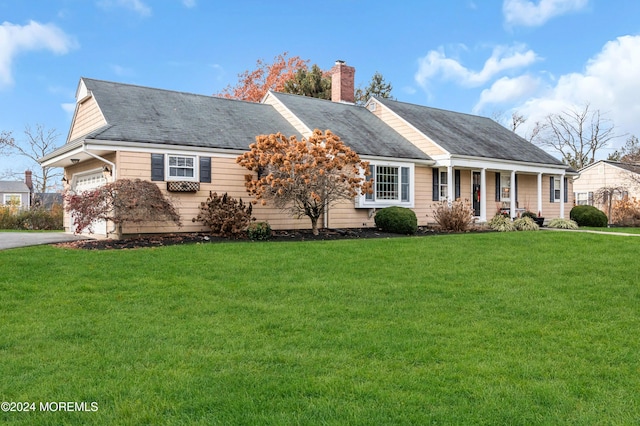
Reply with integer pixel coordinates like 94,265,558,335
237,129,372,235
216,52,308,102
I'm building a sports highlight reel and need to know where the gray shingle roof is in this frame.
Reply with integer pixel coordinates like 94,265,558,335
376,97,567,166
268,92,431,160
0,181,29,193
604,160,640,174
80,78,300,150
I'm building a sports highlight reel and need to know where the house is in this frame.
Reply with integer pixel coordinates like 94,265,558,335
0,171,33,210
573,160,640,212
40,61,575,237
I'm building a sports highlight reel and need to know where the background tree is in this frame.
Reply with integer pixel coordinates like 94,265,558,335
531,104,616,170
236,129,372,235
215,52,308,102
595,186,627,223
65,179,181,235
0,124,62,192
282,64,331,99
354,71,393,105
608,135,640,163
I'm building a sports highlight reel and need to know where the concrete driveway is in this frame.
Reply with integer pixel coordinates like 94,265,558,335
0,232,91,250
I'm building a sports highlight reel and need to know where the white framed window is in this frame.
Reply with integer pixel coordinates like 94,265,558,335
3,194,21,207
439,171,448,200
554,177,561,202
576,192,589,205
360,162,413,207
501,174,511,201
167,155,196,180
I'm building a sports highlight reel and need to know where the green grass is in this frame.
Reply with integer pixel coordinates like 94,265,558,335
1,232,639,425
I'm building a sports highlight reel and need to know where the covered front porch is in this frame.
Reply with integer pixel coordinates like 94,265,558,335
432,156,572,223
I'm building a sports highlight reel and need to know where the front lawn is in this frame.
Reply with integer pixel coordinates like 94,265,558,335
1,232,639,424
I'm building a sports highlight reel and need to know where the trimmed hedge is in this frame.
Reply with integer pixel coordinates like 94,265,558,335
374,206,418,235
570,205,608,227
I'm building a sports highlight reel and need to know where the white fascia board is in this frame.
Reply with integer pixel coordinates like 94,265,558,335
359,154,434,166
433,154,570,175
84,139,247,159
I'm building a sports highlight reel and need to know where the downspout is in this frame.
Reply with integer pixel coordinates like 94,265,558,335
82,145,117,181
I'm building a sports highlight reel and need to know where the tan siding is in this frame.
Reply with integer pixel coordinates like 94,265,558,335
68,97,106,142
573,163,640,214
372,104,447,157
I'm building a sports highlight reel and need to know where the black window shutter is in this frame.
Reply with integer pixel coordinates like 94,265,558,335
549,176,555,202
495,173,501,202
199,157,211,183
432,169,439,201
454,170,461,200
515,174,519,203
564,177,568,203
151,154,164,181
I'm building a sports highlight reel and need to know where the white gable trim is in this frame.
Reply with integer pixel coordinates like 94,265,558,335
262,91,313,137
366,97,450,156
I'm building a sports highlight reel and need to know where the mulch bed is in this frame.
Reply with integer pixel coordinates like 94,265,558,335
55,227,459,250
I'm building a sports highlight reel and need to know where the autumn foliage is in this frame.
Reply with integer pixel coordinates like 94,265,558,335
216,52,308,102
65,179,181,235
192,192,254,237
236,129,372,235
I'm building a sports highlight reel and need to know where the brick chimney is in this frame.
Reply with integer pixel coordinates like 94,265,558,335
25,170,33,191
330,60,355,103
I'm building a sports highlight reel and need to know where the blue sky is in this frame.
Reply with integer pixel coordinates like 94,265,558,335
2,0,640,177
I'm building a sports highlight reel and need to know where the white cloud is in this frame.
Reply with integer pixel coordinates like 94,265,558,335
110,64,134,76
182,0,197,8
61,102,76,116
0,20,77,88
473,75,540,113
514,35,640,152
503,0,588,27
415,43,538,89
98,0,152,17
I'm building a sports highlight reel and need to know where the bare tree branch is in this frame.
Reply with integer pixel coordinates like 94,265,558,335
532,104,617,170
0,124,62,192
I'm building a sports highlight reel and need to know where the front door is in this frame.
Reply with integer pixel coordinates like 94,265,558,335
472,171,481,216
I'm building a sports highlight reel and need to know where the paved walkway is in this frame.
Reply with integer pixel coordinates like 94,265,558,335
0,232,91,250
542,228,640,237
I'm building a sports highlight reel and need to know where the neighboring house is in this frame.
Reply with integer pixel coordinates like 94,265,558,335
573,160,640,212
40,61,575,237
0,171,33,210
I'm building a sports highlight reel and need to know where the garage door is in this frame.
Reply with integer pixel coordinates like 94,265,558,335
72,171,108,236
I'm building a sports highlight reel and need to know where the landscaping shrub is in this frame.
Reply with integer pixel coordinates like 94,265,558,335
488,214,516,232
513,216,539,231
612,197,640,226
247,221,271,240
570,205,608,227
193,192,254,237
547,218,579,229
432,199,474,232
0,205,63,230
374,206,418,235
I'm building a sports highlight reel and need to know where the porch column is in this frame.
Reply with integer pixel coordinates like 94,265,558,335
510,170,517,219
560,172,565,218
537,173,542,216
447,165,454,202
480,168,487,222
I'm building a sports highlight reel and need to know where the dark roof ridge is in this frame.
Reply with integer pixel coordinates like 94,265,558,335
81,77,266,107
373,95,492,120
